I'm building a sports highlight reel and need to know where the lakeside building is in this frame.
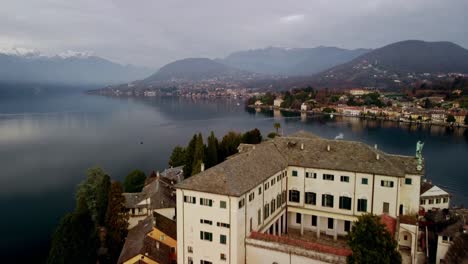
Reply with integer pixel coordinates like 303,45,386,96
175,131,424,264
124,167,183,228
118,209,177,264
273,98,284,108
349,88,372,96
420,181,450,211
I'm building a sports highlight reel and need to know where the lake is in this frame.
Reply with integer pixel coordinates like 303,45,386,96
0,92,467,262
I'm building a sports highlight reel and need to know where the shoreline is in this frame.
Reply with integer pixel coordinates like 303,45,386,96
248,105,468,130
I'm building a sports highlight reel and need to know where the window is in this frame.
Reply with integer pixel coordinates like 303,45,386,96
306,172,317,178
220,234,227,244
200,198,213,207
271,178,275,186
188,257,193,264
264,204,270,219
258,187,262,195
238,198,245,209
248,192,255,202
339,196,352,210
340,176,350,182
404,235,408,240
405,178,412,185
200,219,213,225
311,215,317,226
264,182,269,190
296,213,302,224
357,199,368,212
188,246,193,253
292,170,298,177
216,222,230,228
305,192,316,205
443,197,448,203
200,261,212,264
362,178,368,185
220,253,226,261
282,191,287,204
323,174,334,181
200,231,213,241
322,194,334,208
271,200,275,214
344,220,351,232
442,236,449,242
420,199,425,205
289,190,300,203
257,209,261,225
328,218,334,229
220,201,226,209
184,195,196,204
436,198,441,204
381,180,394,188
277,194,281,208
428,199,434,204
383,202,389,214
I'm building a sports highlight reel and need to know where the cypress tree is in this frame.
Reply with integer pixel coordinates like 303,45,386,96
183,134,197,178
206,131,219,168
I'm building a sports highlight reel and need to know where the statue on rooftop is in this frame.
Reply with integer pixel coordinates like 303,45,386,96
416,140,424,171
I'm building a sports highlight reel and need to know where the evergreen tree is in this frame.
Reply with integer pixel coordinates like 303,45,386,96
191,133,205,175
206,131,219,168
105,182,129,264
219,131,242,161
47,205,98,263
446,114,456,123
183,134,197,178
347,214,401,264
168,146,186,167
242,128,262,144
76,167,111,226
123,169,146,193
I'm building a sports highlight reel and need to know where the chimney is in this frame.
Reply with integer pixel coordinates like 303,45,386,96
376,154,380,160
300,143,304,150
201,163,205,172
327,145,330,152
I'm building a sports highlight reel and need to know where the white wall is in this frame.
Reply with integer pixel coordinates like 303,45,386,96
436,236,452,264
177,189,233,264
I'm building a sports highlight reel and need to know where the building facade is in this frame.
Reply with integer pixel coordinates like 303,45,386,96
176,131,423,264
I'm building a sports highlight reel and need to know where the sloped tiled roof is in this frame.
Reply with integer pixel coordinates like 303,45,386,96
176,131,423,197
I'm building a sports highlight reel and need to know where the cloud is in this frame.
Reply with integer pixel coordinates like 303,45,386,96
279,14,305,24
0,0,467,68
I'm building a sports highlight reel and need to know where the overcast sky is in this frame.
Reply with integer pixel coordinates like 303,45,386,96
1,0,467,68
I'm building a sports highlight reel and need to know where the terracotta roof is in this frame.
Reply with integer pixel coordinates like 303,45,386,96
176,131,423,197
117,217,154,264
249,232,351,257
420,181,434,194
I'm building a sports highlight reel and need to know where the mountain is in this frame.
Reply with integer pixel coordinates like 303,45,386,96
143,58,248,83
218,46,371,76
0,52,153,85
316,40,468,88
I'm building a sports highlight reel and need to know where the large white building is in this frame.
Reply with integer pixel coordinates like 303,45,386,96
175,131,424,264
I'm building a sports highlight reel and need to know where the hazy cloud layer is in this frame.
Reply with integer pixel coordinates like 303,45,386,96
1,0,467,67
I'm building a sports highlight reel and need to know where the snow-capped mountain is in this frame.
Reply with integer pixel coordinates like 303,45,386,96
0,48,153,85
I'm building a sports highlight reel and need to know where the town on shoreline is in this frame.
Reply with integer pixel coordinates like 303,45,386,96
247,87,468,129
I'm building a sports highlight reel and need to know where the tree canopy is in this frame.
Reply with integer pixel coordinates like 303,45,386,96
347,214,401,264
168,146,185,167
446,114,456,123
123,169,146,193
105,181,129,264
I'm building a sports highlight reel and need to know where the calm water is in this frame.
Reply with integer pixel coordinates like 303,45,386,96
0,92,467,262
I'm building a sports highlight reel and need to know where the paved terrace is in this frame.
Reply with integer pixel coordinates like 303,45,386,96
249,230,351,257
